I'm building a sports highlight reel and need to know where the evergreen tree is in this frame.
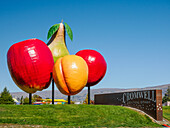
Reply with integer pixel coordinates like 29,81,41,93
0,87,14,104
20,96,24,105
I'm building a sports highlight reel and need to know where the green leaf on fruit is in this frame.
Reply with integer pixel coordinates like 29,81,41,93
64,22,73,41
47,24,60,40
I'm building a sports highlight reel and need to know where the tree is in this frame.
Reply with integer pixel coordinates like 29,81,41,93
162,87,170,103
20,96,24,105
83,94,94,104
33,94,42,102
0,87,14,104
83,94,88,104
23,97,29,104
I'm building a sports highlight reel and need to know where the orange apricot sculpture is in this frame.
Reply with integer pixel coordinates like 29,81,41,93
53,55,88,95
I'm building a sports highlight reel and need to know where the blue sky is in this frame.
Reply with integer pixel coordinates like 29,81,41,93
0,0,170,92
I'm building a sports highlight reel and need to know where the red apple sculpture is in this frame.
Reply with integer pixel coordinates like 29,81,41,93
76,49,107,104
76,49,107,86
7,39,54,93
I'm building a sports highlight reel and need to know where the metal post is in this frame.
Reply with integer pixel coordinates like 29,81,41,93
52,79,54,104
29,93,32,105
68,96,71,104
88,86,90,104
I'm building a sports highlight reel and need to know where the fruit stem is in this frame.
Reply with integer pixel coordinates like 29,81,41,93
61,19,63,23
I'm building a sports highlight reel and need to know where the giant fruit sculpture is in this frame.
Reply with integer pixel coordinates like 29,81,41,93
7,39,54,93
53,55,88,95
47,21,88,95
47,21,73,63
76,49,107,86
76,49,107,104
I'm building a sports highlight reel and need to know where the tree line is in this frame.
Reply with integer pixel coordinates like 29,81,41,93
0,87,43,104
0,87,94,104
1,86,169,105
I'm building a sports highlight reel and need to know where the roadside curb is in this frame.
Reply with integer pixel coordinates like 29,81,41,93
124,106,170,125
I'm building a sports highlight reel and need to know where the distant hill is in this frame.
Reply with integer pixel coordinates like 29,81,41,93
11,84,170,102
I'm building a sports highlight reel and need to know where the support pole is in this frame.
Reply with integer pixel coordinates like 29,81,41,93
52,79,54,104
29,93,32,105
88,86,90,104
68,96,71,104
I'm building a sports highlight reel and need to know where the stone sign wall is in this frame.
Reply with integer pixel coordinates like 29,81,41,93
94,90,162,121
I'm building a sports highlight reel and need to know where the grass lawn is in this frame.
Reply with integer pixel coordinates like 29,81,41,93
0,104,160,127
163,106,170,121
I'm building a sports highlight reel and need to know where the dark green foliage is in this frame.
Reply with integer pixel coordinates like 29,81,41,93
162,88,170,103
23,97,29,105
0,87,14,104
20,94,42,105
32,94,42,103
20,96,23,105
0,105,160,127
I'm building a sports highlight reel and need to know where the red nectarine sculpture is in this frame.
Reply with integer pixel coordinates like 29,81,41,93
53,55,88,96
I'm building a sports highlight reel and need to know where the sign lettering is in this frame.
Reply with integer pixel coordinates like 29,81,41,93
95,90,162,121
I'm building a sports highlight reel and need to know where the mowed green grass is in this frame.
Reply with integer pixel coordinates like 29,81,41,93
0,105,160,127
163,106,170,121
